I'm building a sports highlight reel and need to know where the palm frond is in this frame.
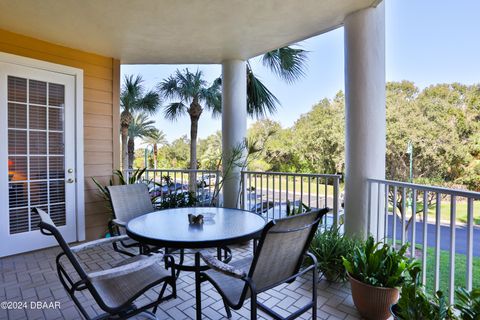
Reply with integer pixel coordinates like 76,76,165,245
262,46,308,84
134,90,161,114
128,113,156,139
200,77,222,118
158,76,182,101
164,102,188,121
143,128,168,145
247,65,280,118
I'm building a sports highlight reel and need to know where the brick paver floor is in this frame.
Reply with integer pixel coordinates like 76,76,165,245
0,241,362,319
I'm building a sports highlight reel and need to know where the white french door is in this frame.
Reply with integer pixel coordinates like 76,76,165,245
0,62,77,256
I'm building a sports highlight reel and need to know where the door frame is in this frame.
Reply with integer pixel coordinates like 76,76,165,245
0,52,85,243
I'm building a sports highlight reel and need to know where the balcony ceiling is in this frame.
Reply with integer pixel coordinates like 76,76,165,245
0,0,379,64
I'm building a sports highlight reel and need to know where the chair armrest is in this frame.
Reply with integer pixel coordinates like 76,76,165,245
70,235,129,253
200,251,246,279
87,253,165,281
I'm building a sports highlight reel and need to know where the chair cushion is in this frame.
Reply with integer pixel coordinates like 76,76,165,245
204,257,252,306
90,256,170,310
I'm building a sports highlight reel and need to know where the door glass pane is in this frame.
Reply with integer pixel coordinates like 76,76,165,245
8,130,27,154
29,105,47,130
8,76,27,103
49,83,64,106
8,103,27,129
7,76,67,234
29,80,47,105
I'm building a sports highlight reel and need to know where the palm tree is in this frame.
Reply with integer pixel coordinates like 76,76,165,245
143,128,167,169
120,75,161,170
248,46,309,117
158,69,221,186
127,113,156,168
221,46,309,118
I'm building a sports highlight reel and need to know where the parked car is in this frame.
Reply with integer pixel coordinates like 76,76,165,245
197,174,217,188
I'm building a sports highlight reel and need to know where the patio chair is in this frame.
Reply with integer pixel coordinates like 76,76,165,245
35,207,176,320
107,183,156,256
107,183,186,273
199,208,329,320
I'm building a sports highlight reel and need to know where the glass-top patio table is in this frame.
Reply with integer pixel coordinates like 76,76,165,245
126,207,266,319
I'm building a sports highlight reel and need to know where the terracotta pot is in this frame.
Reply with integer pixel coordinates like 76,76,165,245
348,273,399,320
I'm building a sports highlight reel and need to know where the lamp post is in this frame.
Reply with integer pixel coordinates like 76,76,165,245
406,141,413,183
144,144,154,169
406,141,413,209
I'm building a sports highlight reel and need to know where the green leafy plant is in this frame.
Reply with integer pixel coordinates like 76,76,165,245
455,287,480,320
395,263,455,319
154,175,198,209
286,200,311,216
342,236,415,288
310,226,359,282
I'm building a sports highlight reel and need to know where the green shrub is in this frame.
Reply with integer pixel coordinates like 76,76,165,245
455,287,480,320
395,263,454,319
310,226,359,282
342,236,416,288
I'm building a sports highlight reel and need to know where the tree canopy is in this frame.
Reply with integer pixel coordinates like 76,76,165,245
143,81,480,191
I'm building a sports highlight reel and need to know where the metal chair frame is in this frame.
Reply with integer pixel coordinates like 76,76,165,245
35,208,176,319
199,208,328,320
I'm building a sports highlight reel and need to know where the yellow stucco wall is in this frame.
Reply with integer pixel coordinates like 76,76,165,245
0,28,120,240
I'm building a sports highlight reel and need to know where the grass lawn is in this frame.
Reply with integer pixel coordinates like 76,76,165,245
421,245,480,297
251,175,336,198
427,201,480,224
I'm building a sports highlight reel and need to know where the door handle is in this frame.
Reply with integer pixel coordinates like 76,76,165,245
66,178,74,184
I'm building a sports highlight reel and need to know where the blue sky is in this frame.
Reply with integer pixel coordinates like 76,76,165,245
121,0,480,142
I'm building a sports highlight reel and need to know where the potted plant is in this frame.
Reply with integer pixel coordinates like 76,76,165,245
342,236,415,320
455,287,480,320
310,225,359,282
391,263,455,319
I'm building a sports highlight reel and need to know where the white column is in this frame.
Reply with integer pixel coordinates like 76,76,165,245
222,60,247,208
344,2,386,239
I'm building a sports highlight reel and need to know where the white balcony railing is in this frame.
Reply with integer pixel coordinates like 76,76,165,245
368,178,480,303
240,171,342,228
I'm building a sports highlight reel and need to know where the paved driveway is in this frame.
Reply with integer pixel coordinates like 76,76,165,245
387,215,480,256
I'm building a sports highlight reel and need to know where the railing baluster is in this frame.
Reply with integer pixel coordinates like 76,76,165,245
411,189,417,258
401,187,407,245
448,195,456,303
254,173,257,213
435,192,441,292
279,174,282,218
248,172,251,211
367,180,372,236
293,175,296,213
266,174,270,219
392,186,397,248
316,176,319,210
422,191,428,286
384,184,389,242
300,175,303,212
308,176,311,209
377,182,382,240
272,172,275,218
324,178,328,208
466,197,474,291
285,175,289,216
